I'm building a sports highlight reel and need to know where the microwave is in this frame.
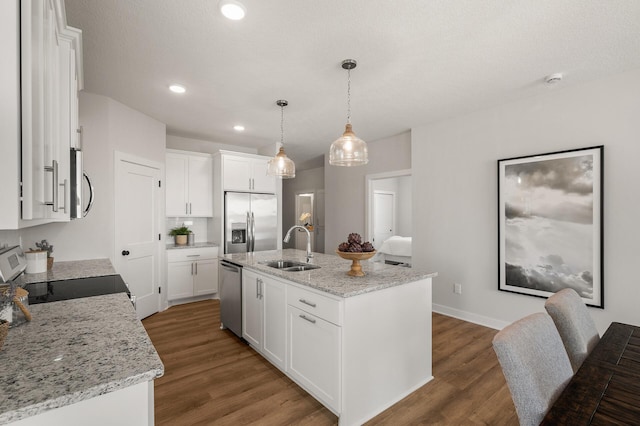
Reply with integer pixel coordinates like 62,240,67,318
70,148,94,219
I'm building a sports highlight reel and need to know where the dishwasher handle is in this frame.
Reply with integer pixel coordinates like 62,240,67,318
220,262,241,273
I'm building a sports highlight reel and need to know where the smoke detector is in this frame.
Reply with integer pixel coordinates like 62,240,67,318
545,73,563,85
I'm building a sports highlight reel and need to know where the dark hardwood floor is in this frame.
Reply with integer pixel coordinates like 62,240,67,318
142,299,518,425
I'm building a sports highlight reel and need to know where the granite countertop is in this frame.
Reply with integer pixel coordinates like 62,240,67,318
15,258,116,285
166,242,219,250
0,293,164,425
222,249,436,298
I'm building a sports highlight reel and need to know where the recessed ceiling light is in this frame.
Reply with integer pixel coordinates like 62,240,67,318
219,0,246,20
233,125,245,132
169,84,186,93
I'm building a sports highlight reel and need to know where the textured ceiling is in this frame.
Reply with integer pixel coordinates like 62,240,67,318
64,0,640,167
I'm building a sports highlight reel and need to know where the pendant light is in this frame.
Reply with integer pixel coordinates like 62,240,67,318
329,59,368,166
267,100,296,178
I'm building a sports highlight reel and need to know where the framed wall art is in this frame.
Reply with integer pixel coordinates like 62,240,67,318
498,146,604,308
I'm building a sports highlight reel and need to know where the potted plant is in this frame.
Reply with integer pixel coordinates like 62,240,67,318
169,226,191,245
31,240,54,270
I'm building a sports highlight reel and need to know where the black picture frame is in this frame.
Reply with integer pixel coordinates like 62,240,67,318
497,146,604,308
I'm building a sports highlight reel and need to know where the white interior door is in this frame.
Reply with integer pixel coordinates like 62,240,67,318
373,191,395,245
115,153,162,319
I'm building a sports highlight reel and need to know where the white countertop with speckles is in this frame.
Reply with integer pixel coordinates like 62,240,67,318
0,293,164,425
222,249,436,298
15,258,116,285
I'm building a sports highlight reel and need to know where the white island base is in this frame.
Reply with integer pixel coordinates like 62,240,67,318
237,252,434,426
338,278,433,425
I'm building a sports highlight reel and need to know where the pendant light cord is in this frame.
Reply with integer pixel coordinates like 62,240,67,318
280,104,284,147
347,68,351,125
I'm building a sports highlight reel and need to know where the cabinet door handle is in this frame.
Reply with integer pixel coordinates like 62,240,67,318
299,299,316,308
60,179,68,213
186,203,189,215
256,278,263,299
189,202,192,215
191,262,194,275
299,314,316,324
195,262,198,275
187,255,200,257
44,160,59,212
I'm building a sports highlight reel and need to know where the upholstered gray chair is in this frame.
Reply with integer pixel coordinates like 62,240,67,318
492,312,573,426
545,288,600,373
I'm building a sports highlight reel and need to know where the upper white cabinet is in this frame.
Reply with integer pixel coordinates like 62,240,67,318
0,0,82,229
165,150,213,217
221,153,276,193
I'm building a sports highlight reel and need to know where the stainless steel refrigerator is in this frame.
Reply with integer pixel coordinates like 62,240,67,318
224,192,278,254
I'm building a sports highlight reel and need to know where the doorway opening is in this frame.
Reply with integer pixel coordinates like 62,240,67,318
366,169,412,265
295,192,316,252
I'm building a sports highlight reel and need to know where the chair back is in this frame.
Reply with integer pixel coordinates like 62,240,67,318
492,312,573,426
545,288,600,372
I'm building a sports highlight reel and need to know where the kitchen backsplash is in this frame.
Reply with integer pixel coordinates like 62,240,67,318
0,229,20,250
166,217,210,244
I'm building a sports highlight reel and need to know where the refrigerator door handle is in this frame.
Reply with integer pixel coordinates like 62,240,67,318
251,212,256,252
246,211,251,252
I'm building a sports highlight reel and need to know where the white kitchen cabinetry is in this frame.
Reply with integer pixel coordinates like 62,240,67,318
0,0,82,229
165,150,212,217
242,269,287,370
220,152,276,193
167,247,218,301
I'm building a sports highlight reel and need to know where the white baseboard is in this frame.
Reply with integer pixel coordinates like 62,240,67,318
432,304,509,330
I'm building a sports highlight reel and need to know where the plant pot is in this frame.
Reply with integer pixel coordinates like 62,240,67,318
47,257,54,270
25,251,47,274
175,235,188,245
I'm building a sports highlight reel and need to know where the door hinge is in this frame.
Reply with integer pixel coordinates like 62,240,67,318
158,233,161,241
158,286,161,294
158,180,161,188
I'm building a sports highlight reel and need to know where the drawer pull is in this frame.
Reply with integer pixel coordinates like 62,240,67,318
187,255,200,257
299,314,316,324
299,299,316,308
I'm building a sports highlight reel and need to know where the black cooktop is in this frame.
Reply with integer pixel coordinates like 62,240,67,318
23,274,130,305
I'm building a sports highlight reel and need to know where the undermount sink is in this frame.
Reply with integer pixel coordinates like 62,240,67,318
261,259,320,272
282,264,320,272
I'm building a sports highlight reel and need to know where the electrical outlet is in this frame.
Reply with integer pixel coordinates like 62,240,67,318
454,283,462,295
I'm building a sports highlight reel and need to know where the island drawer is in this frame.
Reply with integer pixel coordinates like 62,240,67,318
287,285,342,326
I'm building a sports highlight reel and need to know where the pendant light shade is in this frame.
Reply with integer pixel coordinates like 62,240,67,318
267,100,295,178
329,59,368,167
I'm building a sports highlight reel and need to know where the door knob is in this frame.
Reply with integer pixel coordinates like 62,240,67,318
121,250,130,256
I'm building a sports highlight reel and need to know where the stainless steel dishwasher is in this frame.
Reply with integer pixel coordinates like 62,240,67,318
219,260,242,338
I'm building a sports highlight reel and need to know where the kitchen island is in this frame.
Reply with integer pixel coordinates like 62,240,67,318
0,293,164,425
222,249,436,426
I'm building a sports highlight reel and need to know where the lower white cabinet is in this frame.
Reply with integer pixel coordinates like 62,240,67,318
167,247,218,301
242,269,287,370
287,305,341,412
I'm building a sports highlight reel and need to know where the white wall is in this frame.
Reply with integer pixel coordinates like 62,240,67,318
166,134,257,156
325,131,411,254
412,67,640,333
2,92,166,262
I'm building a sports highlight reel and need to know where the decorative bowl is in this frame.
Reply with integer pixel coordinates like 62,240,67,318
335,250,376,277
